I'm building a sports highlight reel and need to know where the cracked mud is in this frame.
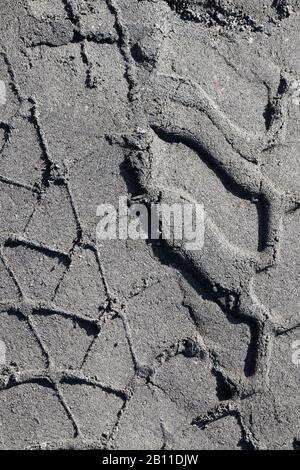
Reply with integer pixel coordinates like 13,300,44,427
0,0,300,451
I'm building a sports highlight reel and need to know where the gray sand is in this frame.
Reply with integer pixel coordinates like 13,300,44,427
0,0,299,450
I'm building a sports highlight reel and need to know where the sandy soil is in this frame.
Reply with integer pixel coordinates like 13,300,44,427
0,0,299,450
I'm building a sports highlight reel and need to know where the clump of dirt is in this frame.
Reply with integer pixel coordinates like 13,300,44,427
272,0,292,18
163,0,264,31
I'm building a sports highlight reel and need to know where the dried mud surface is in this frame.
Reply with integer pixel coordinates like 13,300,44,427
0,0,300,450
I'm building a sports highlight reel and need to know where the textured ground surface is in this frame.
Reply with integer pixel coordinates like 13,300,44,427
0,0,300,450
